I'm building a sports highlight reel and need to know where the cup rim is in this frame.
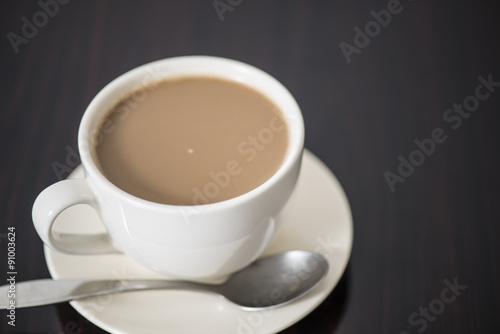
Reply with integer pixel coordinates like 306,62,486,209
78,55,304,210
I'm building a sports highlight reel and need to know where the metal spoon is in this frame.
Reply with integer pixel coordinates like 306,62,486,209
0,251,328,310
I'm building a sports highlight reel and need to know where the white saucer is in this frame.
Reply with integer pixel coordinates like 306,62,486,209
44,149,353,334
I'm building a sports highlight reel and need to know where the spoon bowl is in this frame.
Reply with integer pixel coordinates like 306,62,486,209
215,250,328,309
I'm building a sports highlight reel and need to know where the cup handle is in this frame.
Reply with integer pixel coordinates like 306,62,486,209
32,178,120,255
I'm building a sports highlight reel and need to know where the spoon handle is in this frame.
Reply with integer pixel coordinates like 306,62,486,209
0,279,206,309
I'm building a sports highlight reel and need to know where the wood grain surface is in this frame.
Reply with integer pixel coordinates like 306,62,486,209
1,1,499,333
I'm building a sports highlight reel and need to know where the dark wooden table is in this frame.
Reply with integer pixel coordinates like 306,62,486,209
2,1,499,333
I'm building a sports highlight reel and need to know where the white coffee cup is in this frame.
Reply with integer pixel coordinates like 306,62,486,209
32,56,304,280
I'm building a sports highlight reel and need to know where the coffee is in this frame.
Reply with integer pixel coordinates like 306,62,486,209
92,76,288,205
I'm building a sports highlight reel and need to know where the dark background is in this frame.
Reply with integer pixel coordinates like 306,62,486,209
1,0,499,333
